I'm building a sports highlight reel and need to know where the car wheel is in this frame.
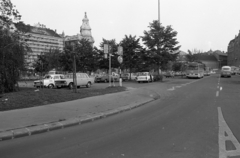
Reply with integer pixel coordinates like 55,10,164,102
69,83,73,89
86,82,91,88
138,81,140,83
48,84,54,89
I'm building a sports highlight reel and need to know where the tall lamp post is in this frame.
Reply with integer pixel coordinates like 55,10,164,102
71,41,81,93
158,0,160,25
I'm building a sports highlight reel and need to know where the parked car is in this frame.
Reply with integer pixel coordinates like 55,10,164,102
136,72,153,83
95,74,119,83
121,73,138,81
54,73,94,89
165,71,175,78
33,74,65,88
121,73,130,81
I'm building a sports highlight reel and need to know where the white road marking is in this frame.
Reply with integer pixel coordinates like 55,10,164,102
175,86,182,88
218,107,240,158
220,87,222,91
216,91,219,97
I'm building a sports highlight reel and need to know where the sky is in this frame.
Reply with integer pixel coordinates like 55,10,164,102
10,0,240,53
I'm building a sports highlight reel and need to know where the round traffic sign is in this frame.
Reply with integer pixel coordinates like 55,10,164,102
118,56,123,64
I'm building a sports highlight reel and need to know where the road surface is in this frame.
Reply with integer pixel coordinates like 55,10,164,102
1,74,240,158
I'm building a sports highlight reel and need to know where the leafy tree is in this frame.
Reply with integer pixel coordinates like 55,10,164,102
0,0,29,93
119,35,142,79
33,48,62,75
141,20,181,75
172,62,185,72
59,45,73,72
98,38,120,72
75,38,96,73
59,39,97,74
0,0,21,27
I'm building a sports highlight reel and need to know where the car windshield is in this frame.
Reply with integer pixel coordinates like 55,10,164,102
222,68,230,71
43,75,51,79
187,66,198,70
139,72,148,76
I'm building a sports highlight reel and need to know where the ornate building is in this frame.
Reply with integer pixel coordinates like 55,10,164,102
65,12,94,46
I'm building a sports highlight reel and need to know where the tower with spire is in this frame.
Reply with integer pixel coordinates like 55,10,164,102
64,12,94,46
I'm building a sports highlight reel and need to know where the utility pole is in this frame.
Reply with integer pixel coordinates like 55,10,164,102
72,43,77,93
109,45,112,87
158,0,160,25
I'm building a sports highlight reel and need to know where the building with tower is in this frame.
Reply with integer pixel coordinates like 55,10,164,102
65,12,94,47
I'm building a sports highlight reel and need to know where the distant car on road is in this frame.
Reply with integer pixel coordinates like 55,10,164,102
33,74,65,88
221,66,231,78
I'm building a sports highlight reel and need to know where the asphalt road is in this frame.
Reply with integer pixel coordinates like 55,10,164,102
2,74,240,158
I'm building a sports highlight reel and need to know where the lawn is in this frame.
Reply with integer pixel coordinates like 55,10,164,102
0,86,126,111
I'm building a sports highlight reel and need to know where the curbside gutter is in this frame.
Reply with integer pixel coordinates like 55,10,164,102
0,97,158,141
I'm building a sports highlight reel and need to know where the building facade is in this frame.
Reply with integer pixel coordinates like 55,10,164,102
65,12,94,47
227,32,240,67
14,22,64,69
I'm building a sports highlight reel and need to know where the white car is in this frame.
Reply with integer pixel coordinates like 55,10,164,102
34,74,65,88
136,72,153,83
54,73,94,89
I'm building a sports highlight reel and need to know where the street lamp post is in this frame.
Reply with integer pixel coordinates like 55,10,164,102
158,0,160,25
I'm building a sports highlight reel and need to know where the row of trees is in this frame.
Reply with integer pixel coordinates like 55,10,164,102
34,20,181,77
1,0,181,93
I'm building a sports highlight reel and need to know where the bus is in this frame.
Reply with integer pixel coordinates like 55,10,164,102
185,62,205,79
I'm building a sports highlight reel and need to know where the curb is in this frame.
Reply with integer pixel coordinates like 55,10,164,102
0,98,156,141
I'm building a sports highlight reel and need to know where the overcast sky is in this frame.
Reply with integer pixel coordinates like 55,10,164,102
11,0,240,52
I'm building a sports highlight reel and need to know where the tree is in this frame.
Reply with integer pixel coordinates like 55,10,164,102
75,38,96,73
0,0,29,93
0,0,21,28
186,49,203,62
98,38,120,72
33,48,62,75
58,39,97,74
120,35,142,79
141,20,181,75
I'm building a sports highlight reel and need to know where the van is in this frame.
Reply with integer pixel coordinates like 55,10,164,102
221,66,231,78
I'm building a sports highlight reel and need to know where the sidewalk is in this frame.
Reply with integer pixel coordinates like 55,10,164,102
0,79,184,141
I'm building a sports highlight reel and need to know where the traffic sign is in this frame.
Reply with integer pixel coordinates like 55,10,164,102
118,46,123,56
118,56,123,64
104,54,108,59
104,44,108,54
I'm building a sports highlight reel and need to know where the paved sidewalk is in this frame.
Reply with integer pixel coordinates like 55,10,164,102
0,78,188,141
